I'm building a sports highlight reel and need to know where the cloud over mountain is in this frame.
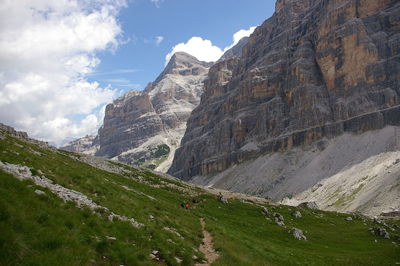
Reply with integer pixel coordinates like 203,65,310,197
165,26,256,64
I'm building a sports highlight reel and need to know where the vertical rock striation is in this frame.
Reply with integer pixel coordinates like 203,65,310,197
169,0,400,181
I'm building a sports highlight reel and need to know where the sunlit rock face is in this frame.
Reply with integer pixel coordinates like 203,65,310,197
169,0,400,181
96,52,212,172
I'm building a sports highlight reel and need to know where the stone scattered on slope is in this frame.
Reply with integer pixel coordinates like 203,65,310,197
370,228,390,239
262,207,269,216
291,228,307,241
292,211,302,218
274,213,285,226
34,189,45,195
0,161,143,228
218,193,228,204
298,202,319,210
346,217,353,221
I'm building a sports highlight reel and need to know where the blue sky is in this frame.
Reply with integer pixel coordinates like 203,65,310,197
91,0,276,94
0,0,275,145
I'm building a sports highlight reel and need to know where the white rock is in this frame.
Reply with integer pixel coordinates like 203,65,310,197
292,228,307,241
34,189,45,195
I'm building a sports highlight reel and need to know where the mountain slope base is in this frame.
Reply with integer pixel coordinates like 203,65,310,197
0,128,399,265
190,126,400,216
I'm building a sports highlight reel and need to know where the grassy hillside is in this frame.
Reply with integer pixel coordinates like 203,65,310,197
0,132,399,265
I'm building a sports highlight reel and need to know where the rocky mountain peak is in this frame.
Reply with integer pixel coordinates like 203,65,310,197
155,52,213,83
93,50,212,172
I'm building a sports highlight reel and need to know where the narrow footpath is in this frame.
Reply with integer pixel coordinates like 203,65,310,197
196,218,220,266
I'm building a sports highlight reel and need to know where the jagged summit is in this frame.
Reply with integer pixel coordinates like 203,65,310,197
93,49,212,171
155,52,212,83
168,51,203,65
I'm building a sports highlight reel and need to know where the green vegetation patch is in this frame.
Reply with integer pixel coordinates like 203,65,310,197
0,134,399,265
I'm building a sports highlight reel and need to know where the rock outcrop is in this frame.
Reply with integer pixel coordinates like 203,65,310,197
0,123,52,149
168,0,400,211
61,135,99,155
95,52,212,171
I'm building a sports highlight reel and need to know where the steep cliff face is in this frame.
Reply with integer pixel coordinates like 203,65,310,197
169,0,400,196
96,52,212,171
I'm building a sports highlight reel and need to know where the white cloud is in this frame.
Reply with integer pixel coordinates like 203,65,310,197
165,37,224,65
155,36,164,46
0,0,126,146
150,0,164,8
165,26,257,65
223,26,256,52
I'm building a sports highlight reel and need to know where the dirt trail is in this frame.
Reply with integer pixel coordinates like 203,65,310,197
196,218,220,266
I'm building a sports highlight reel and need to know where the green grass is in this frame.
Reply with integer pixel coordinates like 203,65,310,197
0,134,399,265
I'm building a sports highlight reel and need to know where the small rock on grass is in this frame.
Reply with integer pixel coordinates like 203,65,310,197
34,189,45,195
274,213,284,222
151,250,159,255
262,207,269,216
275,220,285,227
274,213,285,226
292,210,302,218
370,228,390,239
219,197,228,204
298,201,319,210
291,228,307,240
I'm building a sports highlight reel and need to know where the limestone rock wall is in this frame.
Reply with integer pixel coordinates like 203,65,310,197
169,0,400,179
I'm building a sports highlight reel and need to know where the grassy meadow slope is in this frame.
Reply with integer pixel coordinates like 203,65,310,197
0,132,399,265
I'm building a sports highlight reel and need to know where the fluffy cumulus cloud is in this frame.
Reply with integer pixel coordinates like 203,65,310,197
224,26,257,51
0,0,126,146
165,26,256,65
165,37,224,65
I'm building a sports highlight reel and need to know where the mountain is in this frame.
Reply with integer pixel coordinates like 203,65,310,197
1,124,399,265
61,135,99,155
64,52,212,172
168,0,400,215
218,36,249,62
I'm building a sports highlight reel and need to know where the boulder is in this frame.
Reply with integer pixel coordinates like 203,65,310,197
298,202,319,210
292,228,307,241
262,207,269,216
370,228,390,239
292,211,302,218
